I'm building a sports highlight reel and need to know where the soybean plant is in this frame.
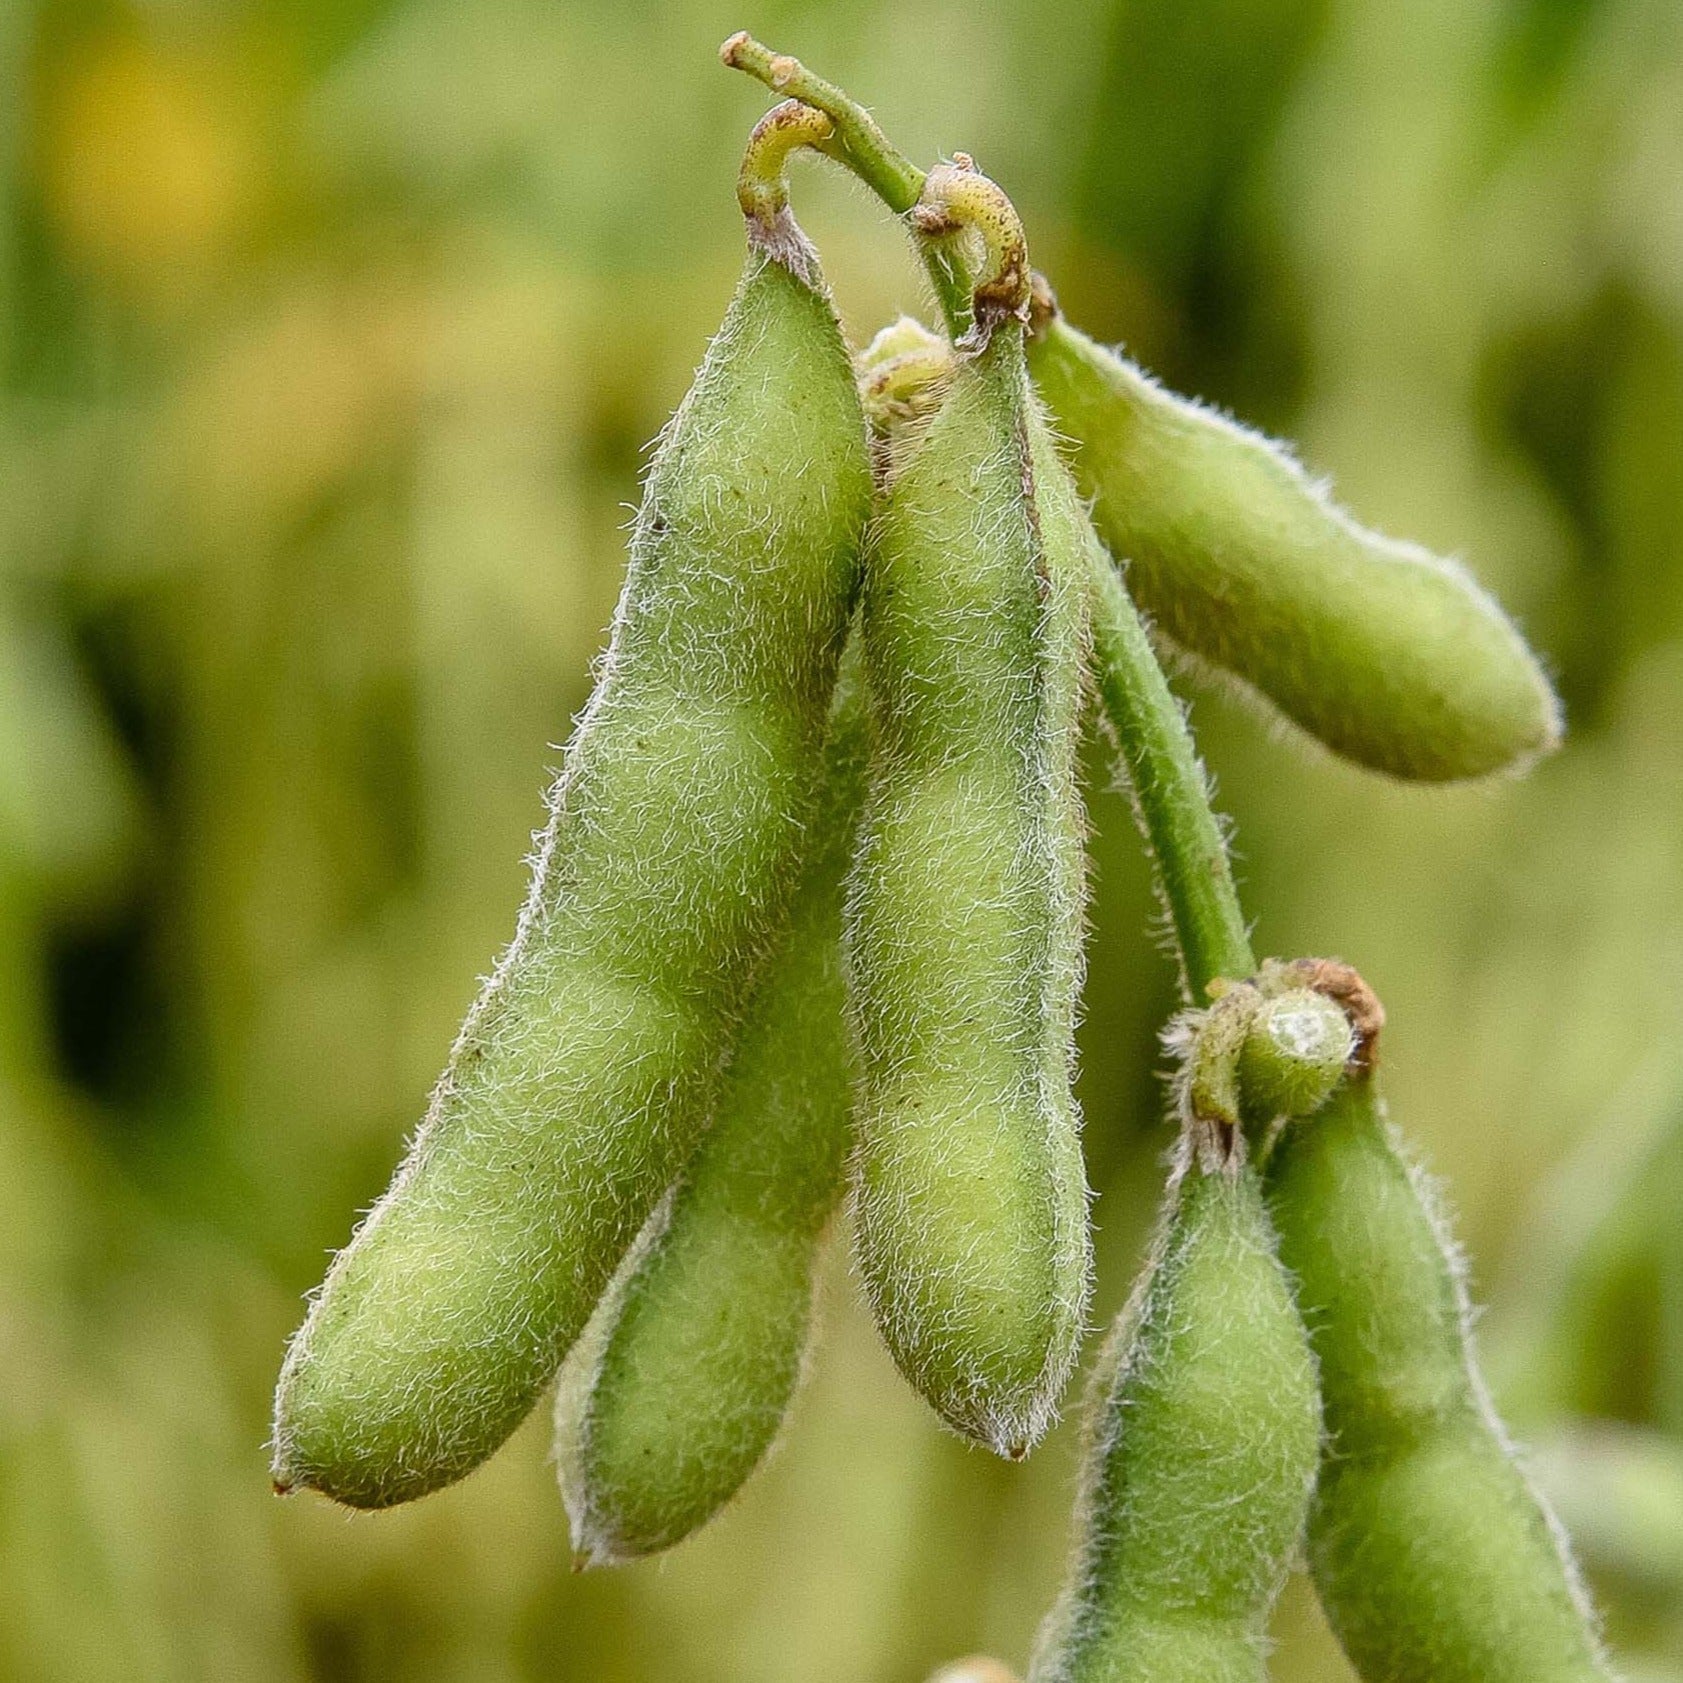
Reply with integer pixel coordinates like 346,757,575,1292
273,43,1622,1683
556,659,867,1562
271,103,872,1508
846,164,1090,1456
716,40,1615,1683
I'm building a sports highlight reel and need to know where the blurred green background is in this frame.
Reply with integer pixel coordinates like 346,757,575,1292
3,0,1682,1677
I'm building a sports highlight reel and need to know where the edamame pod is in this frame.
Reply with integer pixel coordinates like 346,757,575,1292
846,174,1090,1454
1265,1071,1614,1683
271,112,873,1508
1030,1153,1321,1683
557,661,867,1563
1026,299,1561,783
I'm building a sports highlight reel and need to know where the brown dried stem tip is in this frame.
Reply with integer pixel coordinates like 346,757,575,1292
1027,269,1060,339
737,99,842,285
1279,956,1386,1071
912,159,1031,351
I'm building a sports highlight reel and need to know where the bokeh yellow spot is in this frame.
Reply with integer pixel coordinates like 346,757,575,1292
37,33,260,293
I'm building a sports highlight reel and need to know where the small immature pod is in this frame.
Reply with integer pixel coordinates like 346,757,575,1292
271,107,873,1508
556,663,868,1563
857,315,957,434
846,167,1091,1456
1265,1071,1615,1683
1030,1153,1321,1683
1026,297,1561,783
1238,985,1353,1123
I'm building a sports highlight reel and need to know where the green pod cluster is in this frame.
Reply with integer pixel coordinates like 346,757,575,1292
1027,311,1561,783
846,321,1091,1456
1265,1074,1614,1683
556,661,868,1563
1030,1157,1321,1683
271,247,872,1509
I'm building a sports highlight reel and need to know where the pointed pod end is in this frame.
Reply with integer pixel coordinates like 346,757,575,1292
1026,271,1059,339
745,210,824,289
857,317,955,435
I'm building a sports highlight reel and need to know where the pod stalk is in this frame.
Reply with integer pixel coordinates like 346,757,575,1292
721,31,971,331
737,100,841,284
913,159,1031,350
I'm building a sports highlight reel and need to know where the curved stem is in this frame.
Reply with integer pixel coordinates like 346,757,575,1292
721,32,971,330
737,100,841,283
913,160,1031,349
723,34,921,210
738,100,840,222
721,35,1256,997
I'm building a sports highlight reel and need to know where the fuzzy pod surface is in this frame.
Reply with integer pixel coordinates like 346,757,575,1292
1030,1157,1321,1683
1027,314,1560,783
845,322,1091,1457
556,659,868,1562
271,250,873,1508
1265,1074,1614,1683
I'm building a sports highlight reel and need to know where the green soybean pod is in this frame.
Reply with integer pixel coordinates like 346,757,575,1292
1026,296,1560,783
1265,1071,1614,1683
556,660,867,1563
1030,1153,1321,1683
846,171,1090,1457
271,105,873,1509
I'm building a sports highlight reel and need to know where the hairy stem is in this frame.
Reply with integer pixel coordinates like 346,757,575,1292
913,160,1031,348
721,32,971,330
737,100,843,284
1089,561,1255,996
738,100,841,226
722,32,1255,998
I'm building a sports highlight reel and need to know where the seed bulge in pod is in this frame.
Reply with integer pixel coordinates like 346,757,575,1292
557,658,868,1562
1030,1157,1321,1683
1266,1074,1615,1683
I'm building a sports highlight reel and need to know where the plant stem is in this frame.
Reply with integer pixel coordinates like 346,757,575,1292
722,33,1257,1000
1089,561,1255,996
720,32,971,330
735,101,844,285
913,161,1031,347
